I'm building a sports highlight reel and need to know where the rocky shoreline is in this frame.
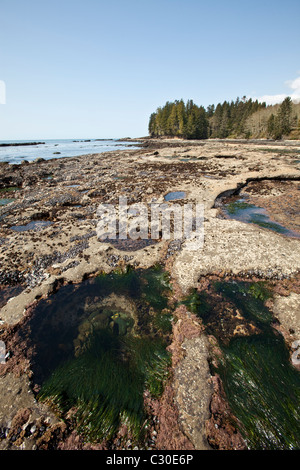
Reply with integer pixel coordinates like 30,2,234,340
0,137,300,450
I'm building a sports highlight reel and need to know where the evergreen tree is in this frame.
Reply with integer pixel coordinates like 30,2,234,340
211,103,223,137
148,96,272,140
206,104,215,118
266,97,293,139
148,113,157,136
278,97,292,135
176,100,187,136
166,104,178,136
196,106,209,139
220,102,230,138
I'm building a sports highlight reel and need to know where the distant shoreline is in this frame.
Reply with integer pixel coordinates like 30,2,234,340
0,142,45,147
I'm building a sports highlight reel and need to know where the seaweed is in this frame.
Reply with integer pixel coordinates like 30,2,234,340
35,265,172,443
217,331,300,449
183,279,300,449
181,289,211,320
38,330,170,441
214,280,273,326
223,198,299,237
225,200,256,215
248,213,287,234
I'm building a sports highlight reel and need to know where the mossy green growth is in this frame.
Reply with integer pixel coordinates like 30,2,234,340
225,200,256,215
214,280,273,326
0,186,20,193
37,265,172,443
248,213,287,233
126,335,171,398
39,330,170,441
181,289,211,320
247,281,272,301
140,263,172,312
224,198,298,236
95,263,171,312
183,280,300,449
152,310,173,334
217,332,300,449
182,280,273,328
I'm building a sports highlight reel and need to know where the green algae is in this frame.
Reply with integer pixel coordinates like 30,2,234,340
183,280,300,449
248,213,288,233
39,330,171,442
94,264,171,312
225,200,256,215
223,199,300,238
181,289,211,318
0,186,20,193
217,331,300,449
33,265,173,443
214,280,273,326
152,310,173,334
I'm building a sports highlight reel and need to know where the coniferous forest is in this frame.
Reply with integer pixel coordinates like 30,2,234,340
148,96,300,140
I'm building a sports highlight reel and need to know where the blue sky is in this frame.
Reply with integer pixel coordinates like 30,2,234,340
0,0,300,139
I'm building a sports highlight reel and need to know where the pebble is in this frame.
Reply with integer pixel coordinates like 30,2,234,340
30,425,37,434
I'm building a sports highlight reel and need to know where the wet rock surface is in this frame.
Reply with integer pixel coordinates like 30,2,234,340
0,138,300,450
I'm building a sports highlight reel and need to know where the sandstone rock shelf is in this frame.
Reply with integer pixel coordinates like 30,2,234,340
0,138,299,450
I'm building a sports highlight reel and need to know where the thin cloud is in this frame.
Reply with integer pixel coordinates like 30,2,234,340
286,76,300,94
252,75,300,105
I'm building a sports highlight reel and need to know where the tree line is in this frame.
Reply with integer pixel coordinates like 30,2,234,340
148,96,298,140
148,99,208,140
209,97,266,138
266,97,294,139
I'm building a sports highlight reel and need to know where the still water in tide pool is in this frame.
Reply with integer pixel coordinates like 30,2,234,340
183,280,300,449
223,197,300,239
19,265,173,443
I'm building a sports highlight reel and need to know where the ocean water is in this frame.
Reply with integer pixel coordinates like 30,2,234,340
0,139,141,165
